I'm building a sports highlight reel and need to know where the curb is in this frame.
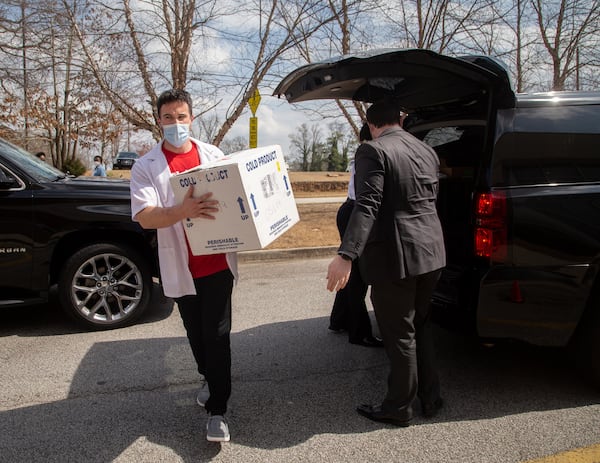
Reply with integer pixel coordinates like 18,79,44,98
238,246,338,263
236,197,343,263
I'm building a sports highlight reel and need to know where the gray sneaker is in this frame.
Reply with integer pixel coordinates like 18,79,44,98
196,381,210,407
206,415,230,442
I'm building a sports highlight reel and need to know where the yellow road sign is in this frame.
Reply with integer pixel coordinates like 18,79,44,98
248,89,261,115
249,116,258,148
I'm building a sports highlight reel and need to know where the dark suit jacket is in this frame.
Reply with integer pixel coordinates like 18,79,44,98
339,126,446,283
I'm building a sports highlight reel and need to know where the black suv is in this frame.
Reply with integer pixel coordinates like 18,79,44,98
113,151,139,170
275,49,600,384
0,138,159,330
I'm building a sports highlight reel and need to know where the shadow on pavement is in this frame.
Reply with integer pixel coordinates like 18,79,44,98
0,282,173,337
0,312,598,462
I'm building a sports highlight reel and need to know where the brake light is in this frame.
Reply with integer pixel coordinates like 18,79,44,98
474,191,507,261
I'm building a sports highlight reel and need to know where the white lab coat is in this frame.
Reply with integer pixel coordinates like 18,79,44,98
130,138,238,298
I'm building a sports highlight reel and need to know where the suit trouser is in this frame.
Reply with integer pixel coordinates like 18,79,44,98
329,199,374,340
370,269,441,419
175,269,234,416
330,259,372,340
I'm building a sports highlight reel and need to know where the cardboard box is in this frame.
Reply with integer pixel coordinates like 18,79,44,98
169,145,299,255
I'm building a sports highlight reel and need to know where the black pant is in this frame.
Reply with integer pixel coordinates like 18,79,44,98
370,269,441,420
175,269,234,415
329,199,374,341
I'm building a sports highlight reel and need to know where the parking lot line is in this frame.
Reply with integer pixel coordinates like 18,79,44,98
522,444,600,463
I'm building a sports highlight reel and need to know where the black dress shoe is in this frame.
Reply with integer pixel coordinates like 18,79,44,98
356,404,412,427
328,325,346,333
422,398,444,418
349,336,384,347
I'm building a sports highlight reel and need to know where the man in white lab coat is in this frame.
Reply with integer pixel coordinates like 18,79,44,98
130,89,237,443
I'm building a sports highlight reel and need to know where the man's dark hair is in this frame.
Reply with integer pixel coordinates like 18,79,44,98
94,155,102,162
157,89,193,116
366,100,404,128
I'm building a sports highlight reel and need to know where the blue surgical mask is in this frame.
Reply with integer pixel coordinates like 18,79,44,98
163,123,190,148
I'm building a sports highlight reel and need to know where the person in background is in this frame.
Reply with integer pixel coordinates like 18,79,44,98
328,122,383,348
326,100,445,427
129,88,236,443
93,155,107,177
35,152,46,162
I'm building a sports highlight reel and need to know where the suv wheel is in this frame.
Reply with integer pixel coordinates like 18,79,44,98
58,243,152,330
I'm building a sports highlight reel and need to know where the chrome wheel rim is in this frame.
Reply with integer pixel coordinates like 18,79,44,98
70,253,144,325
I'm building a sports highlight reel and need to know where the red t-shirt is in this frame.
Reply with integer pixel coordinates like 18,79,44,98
163,144,228,278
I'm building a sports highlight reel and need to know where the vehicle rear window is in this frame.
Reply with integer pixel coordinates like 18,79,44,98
492,132,600,186
421,126,484,179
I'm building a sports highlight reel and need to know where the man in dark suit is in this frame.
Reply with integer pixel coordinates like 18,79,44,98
326,100,446,427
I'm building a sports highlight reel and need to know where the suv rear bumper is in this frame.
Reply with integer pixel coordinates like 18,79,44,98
433,262,596,347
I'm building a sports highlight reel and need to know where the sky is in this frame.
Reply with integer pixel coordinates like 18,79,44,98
225,92,313,154
125,79,318,160
101,0,323,159
174,2,352,157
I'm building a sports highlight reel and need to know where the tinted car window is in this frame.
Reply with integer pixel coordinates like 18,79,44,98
421,125,484,171
117,152,138,159
0,165,23,189
492,132,600,186
0,138,66,182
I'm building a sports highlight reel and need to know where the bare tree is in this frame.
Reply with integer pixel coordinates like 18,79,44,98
0,0,46,149
326,0,371,138
220,135,248,154
288,0,499,142
514,0,526,92
0,0,126,168
63,0,343,148
209,0,346,146
195,112,222,142
531,0,600,90
375,0,496,53
3,0,599,163
62,0,224,141
461,0,538,93
286,0,374,139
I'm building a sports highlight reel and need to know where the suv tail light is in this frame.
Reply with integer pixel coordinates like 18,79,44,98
474,191,507,261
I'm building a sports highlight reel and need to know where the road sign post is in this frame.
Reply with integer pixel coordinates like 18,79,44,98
247,89,261,148
249,117,258,148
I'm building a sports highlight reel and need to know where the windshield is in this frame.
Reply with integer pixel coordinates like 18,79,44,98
0,138,66,182
117,152,138,159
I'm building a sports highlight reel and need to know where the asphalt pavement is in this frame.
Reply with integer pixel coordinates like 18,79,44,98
1,256,599,463
0,196,598,462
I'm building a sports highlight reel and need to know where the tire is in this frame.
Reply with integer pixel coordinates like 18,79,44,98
58,243,152,330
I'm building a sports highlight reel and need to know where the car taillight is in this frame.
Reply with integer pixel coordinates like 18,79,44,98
474,191,507,261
